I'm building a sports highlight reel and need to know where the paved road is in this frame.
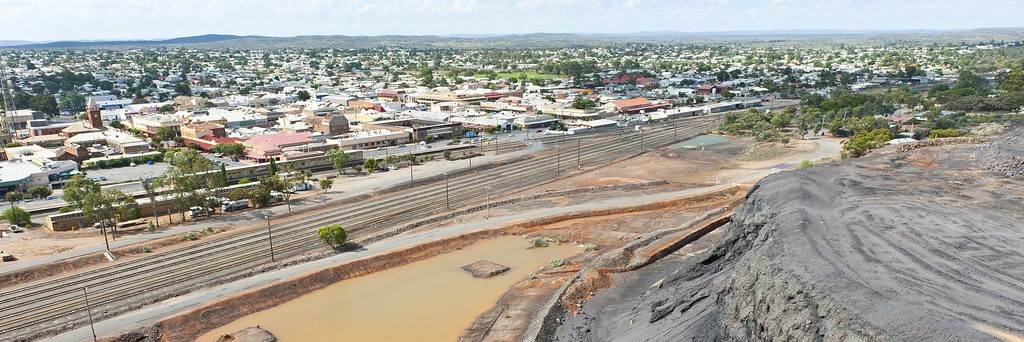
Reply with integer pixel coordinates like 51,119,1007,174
49,137,841,342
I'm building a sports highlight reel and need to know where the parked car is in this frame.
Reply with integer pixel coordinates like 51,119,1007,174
9,225,23,233
230,156,239,162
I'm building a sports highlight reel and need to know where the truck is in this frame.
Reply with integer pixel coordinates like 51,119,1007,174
221,199,250,212
291,181,313,192
188,206,215,217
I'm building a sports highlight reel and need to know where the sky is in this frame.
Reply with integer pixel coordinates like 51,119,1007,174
1,0,1023,41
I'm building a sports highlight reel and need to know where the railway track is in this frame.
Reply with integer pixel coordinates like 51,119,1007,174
0,114,720,341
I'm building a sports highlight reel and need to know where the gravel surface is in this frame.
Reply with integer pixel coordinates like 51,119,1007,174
556,129,1024,341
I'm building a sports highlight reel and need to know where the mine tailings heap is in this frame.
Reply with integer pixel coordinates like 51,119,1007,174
559,130,1024,341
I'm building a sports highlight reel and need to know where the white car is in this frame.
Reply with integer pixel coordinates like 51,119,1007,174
9,225,23,233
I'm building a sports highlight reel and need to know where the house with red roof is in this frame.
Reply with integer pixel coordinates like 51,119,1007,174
604,97,671,114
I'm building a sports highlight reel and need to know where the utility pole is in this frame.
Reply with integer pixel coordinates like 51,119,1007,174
408,152,414,184
83,287,98,342
101,227,110,252
443,172,450,210
485,186,492,219
576,140,581,170
265,214,274,262
700,144,705,172
639,128,645,154
555,145,560,177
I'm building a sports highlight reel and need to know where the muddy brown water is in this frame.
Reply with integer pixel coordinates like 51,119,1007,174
197,235,577,341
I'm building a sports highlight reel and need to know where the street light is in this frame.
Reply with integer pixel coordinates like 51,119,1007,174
265,214,275,262
83,287,98,342
443,172,451,210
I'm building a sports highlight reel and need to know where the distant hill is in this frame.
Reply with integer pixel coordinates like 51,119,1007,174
0,40,33,47
7,28,1024,50
14,34,257,49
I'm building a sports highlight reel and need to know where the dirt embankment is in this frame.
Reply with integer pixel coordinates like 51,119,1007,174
555,129,1024,341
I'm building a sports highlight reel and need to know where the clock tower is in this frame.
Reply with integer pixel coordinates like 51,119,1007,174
85,97,103,129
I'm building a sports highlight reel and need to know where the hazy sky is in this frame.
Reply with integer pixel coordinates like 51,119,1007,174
2,0,1022,41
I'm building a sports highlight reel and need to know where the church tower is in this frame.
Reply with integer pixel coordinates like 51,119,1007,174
85,97,103,129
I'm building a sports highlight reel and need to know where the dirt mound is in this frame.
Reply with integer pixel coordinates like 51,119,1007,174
556,133,1024,341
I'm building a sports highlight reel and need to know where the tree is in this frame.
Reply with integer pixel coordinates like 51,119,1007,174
211,142,246,157
81,190,138,249
5,191,24,208
326,149,350,175
174,82,191,96
156,126,177,142
319,178,334,193
62,175,100,210
140,178,160,228
29,94,59,117
161,149,223,221
549,121,568,131
317,224,347,248
268,158,278,175
956,70,986,90
571,96,596,110
2,207,31,226
27,186,52,199
1001,70,1024,92
296,90,311,101
383,154,399,167
58,93,87,114
363,158,379,173
842,128,893,158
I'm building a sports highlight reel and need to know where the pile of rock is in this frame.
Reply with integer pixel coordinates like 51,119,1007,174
977,126,1024,177
462,260,511,278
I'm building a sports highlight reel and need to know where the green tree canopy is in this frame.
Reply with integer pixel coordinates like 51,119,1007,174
62,175,100,210
317,224,347,248
27,186,52,199
1000,70,1024,92
2,207,31,226
326,149,350,174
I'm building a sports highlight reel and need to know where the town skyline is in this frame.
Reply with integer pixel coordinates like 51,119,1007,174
2,0,1023,41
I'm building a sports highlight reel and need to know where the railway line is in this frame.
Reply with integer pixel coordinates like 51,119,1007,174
0,114,720,341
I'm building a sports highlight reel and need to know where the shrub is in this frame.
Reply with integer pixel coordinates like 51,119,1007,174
1,207,31,226
182,232,197,241
799,160,815,169
584,243,599,251
317,224,347,248
549,258,568,267
531,237,549,248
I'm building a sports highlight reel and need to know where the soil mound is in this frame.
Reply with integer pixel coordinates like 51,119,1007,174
556,131,1024,341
